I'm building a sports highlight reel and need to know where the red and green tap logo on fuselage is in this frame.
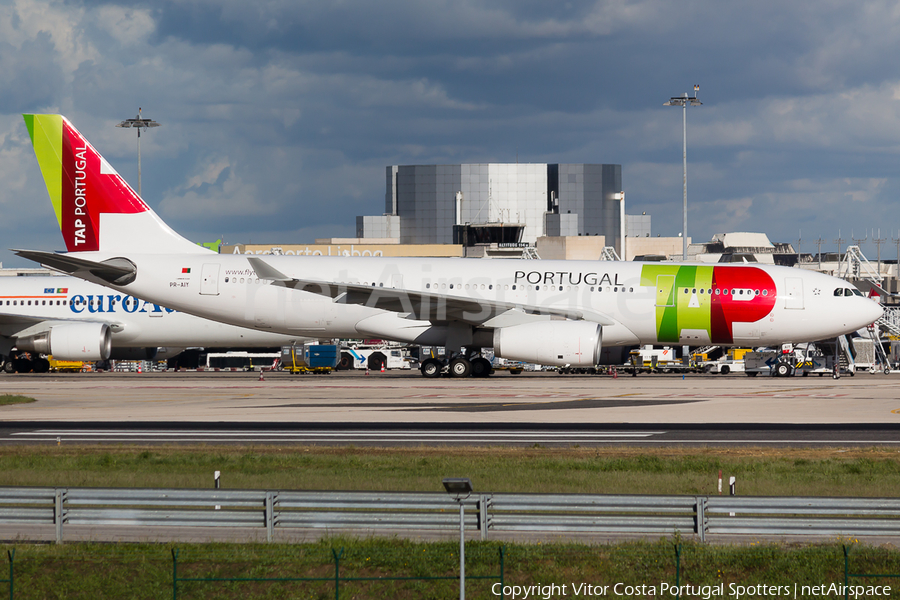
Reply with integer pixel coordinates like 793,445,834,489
640,265,777,344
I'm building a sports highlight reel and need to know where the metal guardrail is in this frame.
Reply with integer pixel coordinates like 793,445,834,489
2,487,900,543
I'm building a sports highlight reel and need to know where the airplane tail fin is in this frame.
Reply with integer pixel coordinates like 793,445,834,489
23,114,209,254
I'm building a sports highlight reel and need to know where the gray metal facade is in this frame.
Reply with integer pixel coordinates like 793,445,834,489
380,163,622,246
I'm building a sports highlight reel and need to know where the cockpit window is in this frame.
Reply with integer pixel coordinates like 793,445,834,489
834,287,862,297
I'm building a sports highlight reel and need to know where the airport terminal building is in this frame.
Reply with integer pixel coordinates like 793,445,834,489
357,163,625,252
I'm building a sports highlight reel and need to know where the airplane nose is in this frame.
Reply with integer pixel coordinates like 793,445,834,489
863,299,884,326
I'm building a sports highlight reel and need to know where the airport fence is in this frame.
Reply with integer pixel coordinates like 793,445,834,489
172,544,505,600
0,550,11,600
3,487,900,544
1,542,900,599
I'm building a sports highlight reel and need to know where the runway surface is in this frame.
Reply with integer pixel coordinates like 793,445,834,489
1,370,898,446
0,422,898,446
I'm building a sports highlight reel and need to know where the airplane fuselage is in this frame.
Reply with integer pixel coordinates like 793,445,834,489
0,275,306,350
67,253,881,351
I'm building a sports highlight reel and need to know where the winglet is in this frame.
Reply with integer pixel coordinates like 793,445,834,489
247,257,294,282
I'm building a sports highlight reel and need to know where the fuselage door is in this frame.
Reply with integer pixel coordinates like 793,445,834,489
655,275,675,307
784,277,804,309
200,263,220,296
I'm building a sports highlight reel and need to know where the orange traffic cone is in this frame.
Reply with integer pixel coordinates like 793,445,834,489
365,367,369,376
380,362,385,373
258,370,265,381
138,363,142,374
612,367,617,379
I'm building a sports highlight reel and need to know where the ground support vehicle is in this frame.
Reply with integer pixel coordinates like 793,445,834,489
339,344,416,371
1,351,50,374
49,357,83,373
698,348,752,375
490,356,528,375
702,358,746,375
627,346,697,374
282,344,338,374
204,352,280,372
743,350,839,377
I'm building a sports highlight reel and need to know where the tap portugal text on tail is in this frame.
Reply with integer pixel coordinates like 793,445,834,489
15,114,884,378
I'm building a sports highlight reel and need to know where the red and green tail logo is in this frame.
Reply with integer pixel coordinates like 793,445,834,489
24,114,149,252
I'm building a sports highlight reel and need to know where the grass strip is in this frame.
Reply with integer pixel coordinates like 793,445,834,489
1,539,898,599
0,446,897,496
0,394,35,406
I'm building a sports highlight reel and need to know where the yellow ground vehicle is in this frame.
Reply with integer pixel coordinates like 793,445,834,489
49,357,84,373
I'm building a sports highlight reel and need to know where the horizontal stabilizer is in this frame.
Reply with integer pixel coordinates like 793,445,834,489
13,250,136,286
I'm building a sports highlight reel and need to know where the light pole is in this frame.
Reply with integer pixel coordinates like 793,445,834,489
664,85,702,261
613,191,625,260
443,477,473,600
116,108,160,197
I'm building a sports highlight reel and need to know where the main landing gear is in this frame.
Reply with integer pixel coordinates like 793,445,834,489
420,353,493,378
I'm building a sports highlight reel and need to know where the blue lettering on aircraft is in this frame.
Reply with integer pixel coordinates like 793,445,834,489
69,294,176,315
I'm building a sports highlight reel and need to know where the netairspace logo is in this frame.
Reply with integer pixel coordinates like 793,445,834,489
491,582,892,599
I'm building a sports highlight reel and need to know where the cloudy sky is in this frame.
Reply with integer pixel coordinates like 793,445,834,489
2,0,900,267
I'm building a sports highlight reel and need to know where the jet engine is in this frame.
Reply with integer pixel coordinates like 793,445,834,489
493,321,602,367
16,323,112,361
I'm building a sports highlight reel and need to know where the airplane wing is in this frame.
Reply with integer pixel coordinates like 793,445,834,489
248,257,616,327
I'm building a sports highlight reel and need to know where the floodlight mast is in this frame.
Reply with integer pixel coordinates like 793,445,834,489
116,107,160,197
442,478,473,600
664,85,702,261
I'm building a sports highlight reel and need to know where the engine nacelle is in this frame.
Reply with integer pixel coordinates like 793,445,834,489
493,321,602,367
16,323,112,361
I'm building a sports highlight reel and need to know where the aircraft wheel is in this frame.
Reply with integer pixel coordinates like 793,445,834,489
367,353,386,371
420,358,442,378
13,358,32,373
774,363,791,377
471,357,492,378
2,359,14,374
449,357,471,378
32,358,50,374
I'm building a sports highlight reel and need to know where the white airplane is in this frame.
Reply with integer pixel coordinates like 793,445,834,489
15,114,884,378
0,275,307,373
